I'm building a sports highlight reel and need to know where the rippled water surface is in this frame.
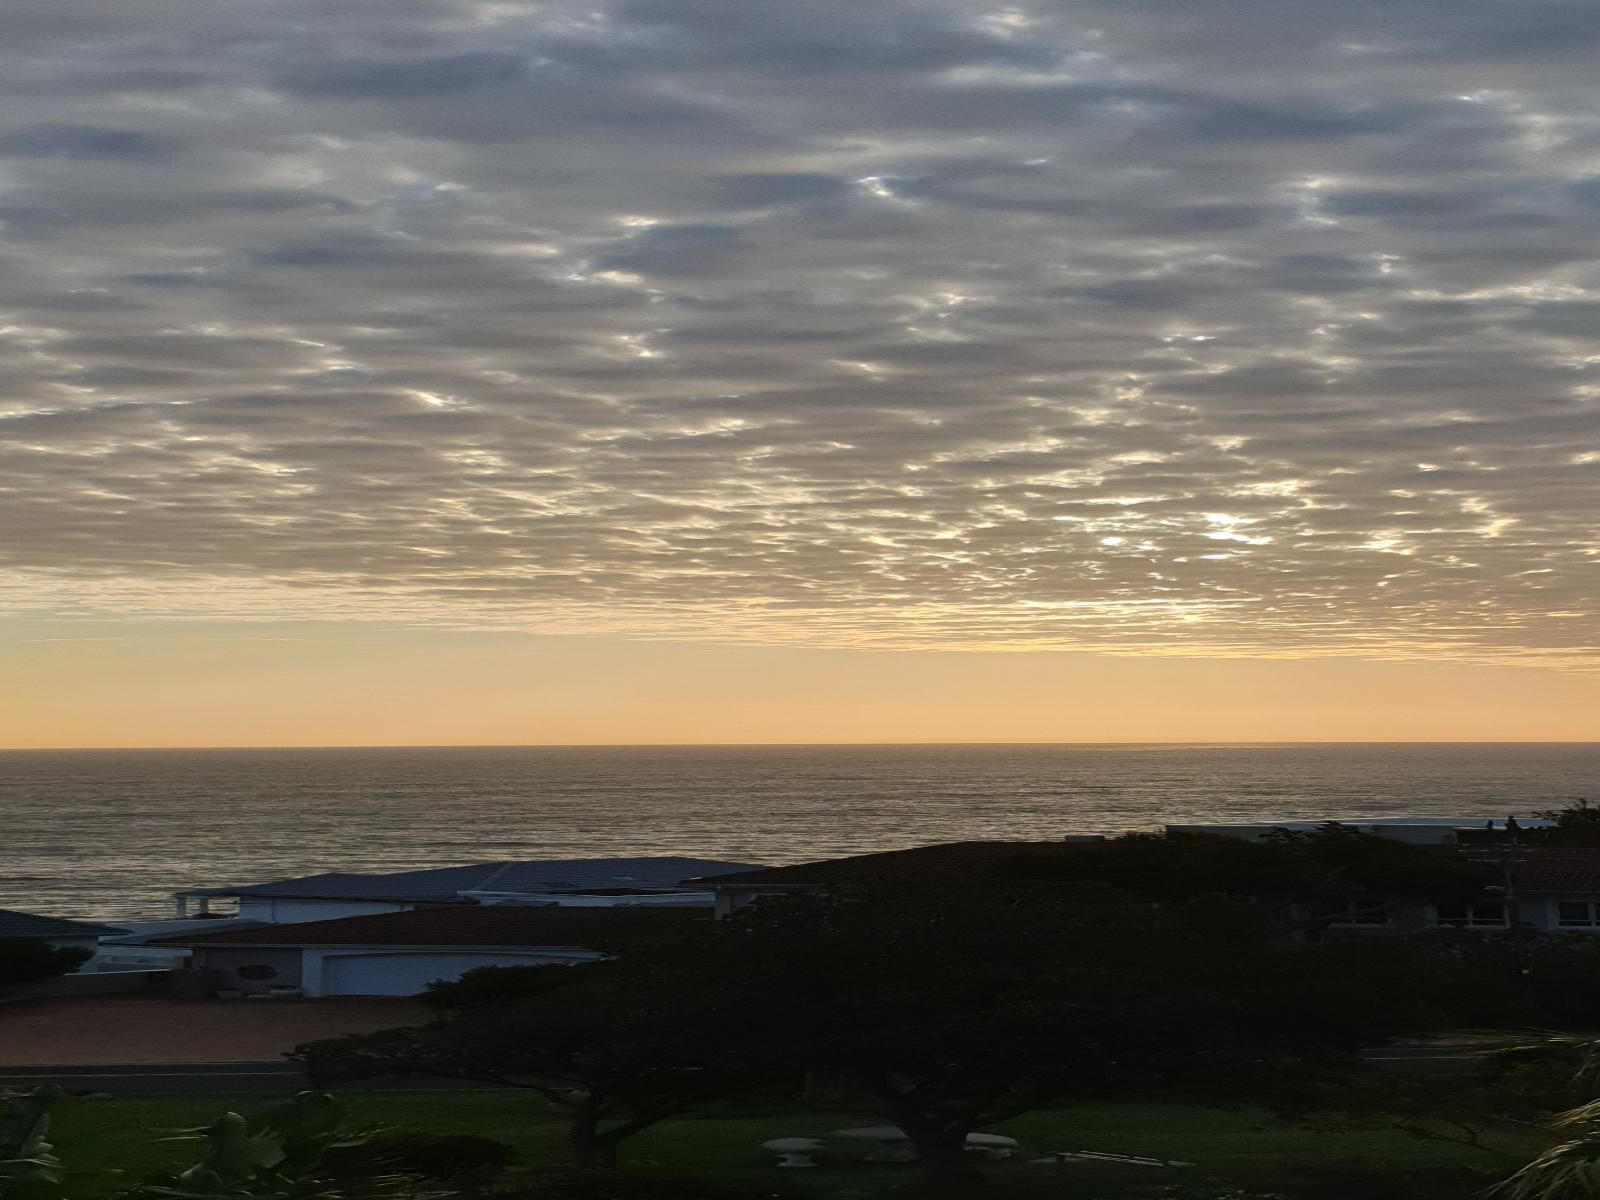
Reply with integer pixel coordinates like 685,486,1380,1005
3,743,1598,920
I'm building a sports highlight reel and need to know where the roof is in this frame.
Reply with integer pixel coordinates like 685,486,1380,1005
467,857,766,895
187,857,769,904
0,908,129,940
1498,848,1600,894
152,904,712,950
688,841,1082,888
182,862,509,902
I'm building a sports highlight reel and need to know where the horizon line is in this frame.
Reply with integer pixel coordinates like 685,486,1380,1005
4,738,1599,752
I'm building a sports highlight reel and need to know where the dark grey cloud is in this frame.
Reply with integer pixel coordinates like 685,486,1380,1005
0,0,1597,661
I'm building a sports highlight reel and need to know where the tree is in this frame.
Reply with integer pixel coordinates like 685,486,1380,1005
297,969,751,1171
0,941,91,988
1530,801,1600,847
305,884,1431,1189
986,825,1492,930
616,884,1426,1189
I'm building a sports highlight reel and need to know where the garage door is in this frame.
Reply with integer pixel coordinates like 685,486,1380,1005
320,952,566,997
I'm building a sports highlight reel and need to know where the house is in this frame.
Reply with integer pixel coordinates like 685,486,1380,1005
151,905,711,997
457,857,764,907
689,834,1600,937
174,857,765,923
0,908,129,963
1165,819,1600,932
92,918,273,973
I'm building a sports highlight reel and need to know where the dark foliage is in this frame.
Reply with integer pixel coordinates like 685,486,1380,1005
987,824,1492,920
421,964,581,1013
362,1133,516,1184
304,882,1441,1187
0,940,92,987
297,966,754,1171
1527,800,1600,846
523,1175,782,1200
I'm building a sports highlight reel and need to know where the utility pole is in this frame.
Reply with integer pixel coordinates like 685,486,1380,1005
1468,831,1534,1005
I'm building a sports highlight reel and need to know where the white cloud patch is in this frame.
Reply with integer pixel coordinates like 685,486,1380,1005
0,0,1598,661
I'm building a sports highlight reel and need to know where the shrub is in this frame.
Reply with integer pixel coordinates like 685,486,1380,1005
0,941,92,987
526,1174,783,1200
365,1133,517,1183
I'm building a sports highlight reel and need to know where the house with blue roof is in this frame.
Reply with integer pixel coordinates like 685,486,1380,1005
172,857,765,924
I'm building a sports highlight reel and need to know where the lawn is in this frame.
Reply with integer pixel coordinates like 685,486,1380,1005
47,1090,1544,1199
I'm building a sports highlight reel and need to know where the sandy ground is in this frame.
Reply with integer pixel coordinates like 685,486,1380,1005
0,994,430,1065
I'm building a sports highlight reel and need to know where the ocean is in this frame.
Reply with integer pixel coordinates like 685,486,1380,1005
3,742,1598,921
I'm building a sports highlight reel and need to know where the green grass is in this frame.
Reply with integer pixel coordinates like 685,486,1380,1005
47,1091,1545,1199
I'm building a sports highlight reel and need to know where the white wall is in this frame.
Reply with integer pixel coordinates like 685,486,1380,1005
236,898,417,924
194,946,307,994
302,947,601,997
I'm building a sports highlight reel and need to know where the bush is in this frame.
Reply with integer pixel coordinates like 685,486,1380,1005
526,1174,784,1200
365,1132,517,1183
0,940,91,987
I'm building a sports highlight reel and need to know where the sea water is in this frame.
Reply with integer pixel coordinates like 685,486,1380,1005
2,742,1597,920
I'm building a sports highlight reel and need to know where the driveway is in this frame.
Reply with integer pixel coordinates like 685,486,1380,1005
0,994,429,1066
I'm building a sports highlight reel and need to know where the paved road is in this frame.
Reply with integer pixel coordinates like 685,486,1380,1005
0,1061,306,1096
0,1062,497,1097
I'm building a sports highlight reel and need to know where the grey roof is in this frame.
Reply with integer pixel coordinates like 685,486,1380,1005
466,857,768,894
0,908,129,940
183,862,510,902
186,857,768,903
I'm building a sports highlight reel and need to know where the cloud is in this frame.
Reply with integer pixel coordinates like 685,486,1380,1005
0,0,1596,664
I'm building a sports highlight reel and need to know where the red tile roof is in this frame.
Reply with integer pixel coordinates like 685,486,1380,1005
1500,848,1600,894
153,905,711,949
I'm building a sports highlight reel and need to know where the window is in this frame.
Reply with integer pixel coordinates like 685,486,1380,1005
1435,902,1507,928
237,963,279,981
1312,899,1389,926
1558,902,1600,928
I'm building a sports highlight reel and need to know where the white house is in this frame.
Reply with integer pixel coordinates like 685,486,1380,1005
173,857,765,923
150,904,713,997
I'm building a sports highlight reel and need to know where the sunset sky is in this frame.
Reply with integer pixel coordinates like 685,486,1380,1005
3,0,1599,746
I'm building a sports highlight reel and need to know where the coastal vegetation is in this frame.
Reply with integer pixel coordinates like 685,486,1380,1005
0,941,91,989
19,1089,1551,1200
25,823,1600,1198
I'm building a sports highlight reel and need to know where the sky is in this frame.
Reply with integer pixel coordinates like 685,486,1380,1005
2,0,1598,746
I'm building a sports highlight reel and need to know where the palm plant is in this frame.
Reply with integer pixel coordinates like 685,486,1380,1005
0,1087,66,1199
1498,1099,1600,1200
128,1093,441,1200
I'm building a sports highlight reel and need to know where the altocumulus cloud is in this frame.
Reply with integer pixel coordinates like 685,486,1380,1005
1,0,1598,662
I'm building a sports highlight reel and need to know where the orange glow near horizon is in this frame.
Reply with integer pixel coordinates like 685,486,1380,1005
6,619,1598,749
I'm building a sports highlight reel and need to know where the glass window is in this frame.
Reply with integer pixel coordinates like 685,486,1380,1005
1559,902,1598,928
1313,899,1388,926
1436,902,1507,928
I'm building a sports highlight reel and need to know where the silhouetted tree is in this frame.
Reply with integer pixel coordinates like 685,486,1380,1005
0,940,91,988
298,967,750,1170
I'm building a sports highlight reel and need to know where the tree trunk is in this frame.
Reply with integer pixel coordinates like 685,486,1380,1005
568,1107,620,1170
899,1117,985,1190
